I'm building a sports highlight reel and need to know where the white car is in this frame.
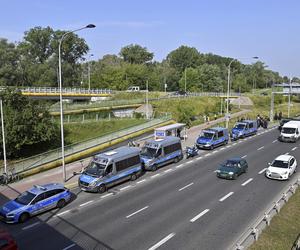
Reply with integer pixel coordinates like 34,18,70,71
266,155,297,180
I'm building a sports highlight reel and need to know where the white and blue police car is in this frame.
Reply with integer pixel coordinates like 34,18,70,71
0,183,71,223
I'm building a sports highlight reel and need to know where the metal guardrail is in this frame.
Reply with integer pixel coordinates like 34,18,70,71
20,87,112,94
233,177,300,249
0,116,171,175
292,233,300,250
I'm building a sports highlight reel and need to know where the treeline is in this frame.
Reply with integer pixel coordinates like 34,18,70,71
0,26,296,92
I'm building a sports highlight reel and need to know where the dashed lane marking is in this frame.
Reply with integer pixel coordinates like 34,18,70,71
292,147,297,151
148,233,176,250
164,169,174,173
241,178,253,186
257,146,264,151
22,222,40,230
137,179,147,184
241,155,247,158
62,243,76,250
101,193,113,199
151,174,160,178
79,200,94,207
219,192,234,202
258,168,267,174
120,185,132,191
190,209,210,222
178,182,194,191
176,164,184,168
272,140,277,143
56,210,70,216
126,206,149,218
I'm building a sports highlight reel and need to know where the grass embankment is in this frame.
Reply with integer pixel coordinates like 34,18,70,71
64,118,146,144
249,188,300,250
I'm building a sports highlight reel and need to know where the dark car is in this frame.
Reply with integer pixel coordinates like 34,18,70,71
216,158,248,180
0,229,18,250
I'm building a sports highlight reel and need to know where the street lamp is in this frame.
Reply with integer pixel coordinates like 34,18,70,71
0,99,7,175
226,56,258,128
88,53,94,90
58,24,95,182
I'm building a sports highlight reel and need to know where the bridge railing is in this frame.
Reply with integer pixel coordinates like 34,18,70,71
20,87,113,94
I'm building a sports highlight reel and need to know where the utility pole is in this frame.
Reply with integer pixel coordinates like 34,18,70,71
0,99,7,174
288,78,291,118
270,84,274,122
146,80,149,119
184,68,187,93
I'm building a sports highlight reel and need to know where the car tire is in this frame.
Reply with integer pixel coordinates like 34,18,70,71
174,157,179,163
131,174,137,181
152,165,158,171
210,145,214,150
233,174,238,180
19,213,30,223
98,184,106,193
244,167,248,173
57,199,66,209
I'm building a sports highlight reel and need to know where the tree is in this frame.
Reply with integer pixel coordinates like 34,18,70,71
119,44,154,64
197,64,223,92
179,68,201,92
166,46,201,72
0,88,60,158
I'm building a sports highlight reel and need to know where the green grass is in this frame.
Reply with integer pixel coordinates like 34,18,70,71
64,118,146,144
249,188,300,250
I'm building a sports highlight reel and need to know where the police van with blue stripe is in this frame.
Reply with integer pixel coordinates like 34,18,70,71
78,146,142,193
231,120,257,140
140,136,183,171
196,127,229,150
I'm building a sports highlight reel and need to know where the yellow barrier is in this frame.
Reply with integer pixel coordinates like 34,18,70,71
20,120,174,179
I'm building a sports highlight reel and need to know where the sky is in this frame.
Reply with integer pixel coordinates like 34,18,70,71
1,0,300,78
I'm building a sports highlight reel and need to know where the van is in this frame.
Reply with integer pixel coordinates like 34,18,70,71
196,127,229,149
140,136,183,171
278,120,300,142
78,146,142,193
126,86,140,92
231,120,258,140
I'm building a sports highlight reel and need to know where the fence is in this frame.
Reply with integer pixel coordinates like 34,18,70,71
233,177,300,249
0,116,171,175
20,87,112,95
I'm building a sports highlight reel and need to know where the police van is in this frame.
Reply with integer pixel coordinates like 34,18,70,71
196,127,229,150
78,146,142,193
231,120,257,140
140,136,183,171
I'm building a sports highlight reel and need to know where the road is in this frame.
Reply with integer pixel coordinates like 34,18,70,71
1,126,300,250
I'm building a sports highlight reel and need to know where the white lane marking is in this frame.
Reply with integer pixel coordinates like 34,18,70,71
219,147,225,151
22,222,40,230
241,155,247,159
241,178,253,186
120,185,132,191
178,182,194,191
137,179,146,184
206,153,211,156
226,145,231,148
79,200,94,207
272,140,277,143
62,243,76,250
232,143,237,146
219,192,234,202
56,210,70,216
258,168,267,174
213,170,217,173
292,147,298,151
285,152,289,155
186,160,193,164
197,156,203,160
211,151,217,154
257,146,264,151
151,173,160,178
101,193,113,199
126,206,149,218
164,169,174,173
176,164,184,169
148,233,176,250
190,209,210,222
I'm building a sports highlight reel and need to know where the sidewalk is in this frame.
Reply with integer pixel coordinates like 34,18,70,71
0,110,250,200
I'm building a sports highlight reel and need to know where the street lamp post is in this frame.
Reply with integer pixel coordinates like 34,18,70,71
184,68,187,93
58,24,95,182
88,53,94,90
226,56,258,128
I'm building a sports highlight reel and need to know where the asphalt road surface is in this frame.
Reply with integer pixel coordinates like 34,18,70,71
2,126,300,250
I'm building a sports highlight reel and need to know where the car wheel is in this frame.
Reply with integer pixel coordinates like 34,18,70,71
174,157,179,163
152,165,158,171
19,213,30,223
233,174,238,180
98,184,106,193
131,174,137,181
210,145,214,150
57,199,66,209
244,167,248,173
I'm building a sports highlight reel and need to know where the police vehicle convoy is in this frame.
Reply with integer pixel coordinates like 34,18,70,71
231,120,257,140
140,136,183,171
0,183,71,223
196,127,229,150
79,146,142,193
278,120,300,142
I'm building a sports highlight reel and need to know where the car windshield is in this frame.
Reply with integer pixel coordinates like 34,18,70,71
141,147,157,158
234,124,245,129
272,160,288,168
15,191,36,205
282,127,296,134
223,160,239,168
84,161,106,177
200,132,214,139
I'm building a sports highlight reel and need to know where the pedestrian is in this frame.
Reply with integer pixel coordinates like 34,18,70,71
256,114,261,128
278,111,282,120
274,112,278,120
214,114,217,120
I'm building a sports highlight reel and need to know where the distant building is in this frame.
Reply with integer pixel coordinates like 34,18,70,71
274,83,300,94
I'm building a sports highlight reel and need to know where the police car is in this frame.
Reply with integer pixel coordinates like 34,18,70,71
0,183,71,223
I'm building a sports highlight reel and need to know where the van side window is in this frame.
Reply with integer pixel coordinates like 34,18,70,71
218,131,224,137
156,148,162,157
164,143,181,154
115,155,140,171
249,123,253,128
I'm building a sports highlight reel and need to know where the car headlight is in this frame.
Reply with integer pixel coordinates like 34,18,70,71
7,213,15,217
239,132,243,136
283,171,288,175
216,170,221,173
228,172,234,175
89,180,98,187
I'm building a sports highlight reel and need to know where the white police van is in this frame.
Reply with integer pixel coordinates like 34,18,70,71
78,146,142,193
140,136,183,171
